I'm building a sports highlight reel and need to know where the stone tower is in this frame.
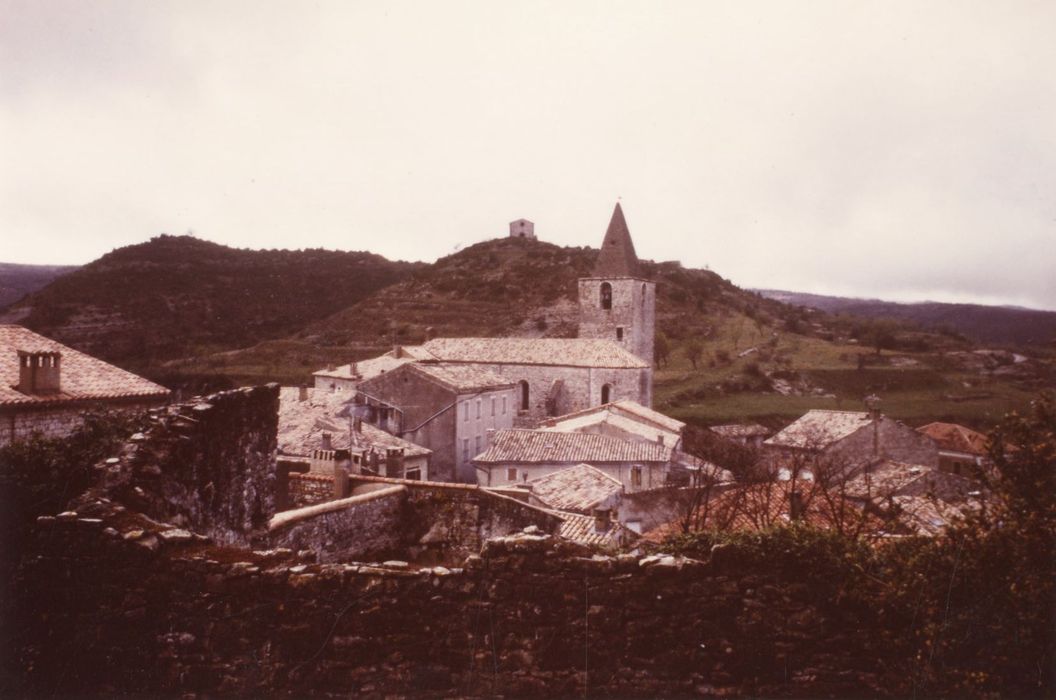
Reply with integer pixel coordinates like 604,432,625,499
578,203,656,398
509,219,536,239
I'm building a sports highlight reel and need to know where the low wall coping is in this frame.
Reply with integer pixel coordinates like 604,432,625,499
268,484,407,531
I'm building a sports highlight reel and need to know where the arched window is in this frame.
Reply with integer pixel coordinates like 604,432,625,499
601,383,612,404
519,380,530,411
600,282,612,310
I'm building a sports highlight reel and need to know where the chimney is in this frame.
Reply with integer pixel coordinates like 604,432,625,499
385,448,404,478
592,508,612,533
789,490,804,520
351,361,359,378
425,326,436,341
392,345,402,359
485,428,496,447
18,351,61,394
321,432,333,451
298,384,308,402
353,416,363,433
657,434,665,446
334,451,352,498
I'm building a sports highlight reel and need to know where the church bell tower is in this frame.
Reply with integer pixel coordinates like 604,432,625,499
578,202,656,373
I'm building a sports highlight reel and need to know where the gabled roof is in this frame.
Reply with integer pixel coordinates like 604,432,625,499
592,202,640,277
420,337,649,369
0,325,169,407
917,422,990,456
411,362,515,393
543,410,680,448
764,410,873,450
312,351,415,381
842,461,979,503
474,429,671,465
544,399,684,434
527,463,624,514
553,510,635,548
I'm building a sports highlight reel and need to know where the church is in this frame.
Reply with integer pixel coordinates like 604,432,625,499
315,202,657,481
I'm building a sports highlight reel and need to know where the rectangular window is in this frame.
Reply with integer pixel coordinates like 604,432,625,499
476,399,481,419
631,466,642,487
462,438,470,462
506,467,518,482
475,435,481,455
463,402,469,422
491,397,496,416
502,396,507,414
405,467,421,481
616,327,624,341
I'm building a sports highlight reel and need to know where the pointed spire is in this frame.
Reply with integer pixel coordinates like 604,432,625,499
593,201,640,277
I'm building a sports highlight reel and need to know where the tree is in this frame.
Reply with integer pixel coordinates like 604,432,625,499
654,331,671,369
684,337,704,370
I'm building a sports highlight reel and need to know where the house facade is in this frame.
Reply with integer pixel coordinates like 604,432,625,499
0,325,169,446
354,362,517,483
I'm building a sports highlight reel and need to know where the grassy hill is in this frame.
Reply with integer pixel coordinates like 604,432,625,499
0,263,79,310
6,235,421,372
757,289,1056,348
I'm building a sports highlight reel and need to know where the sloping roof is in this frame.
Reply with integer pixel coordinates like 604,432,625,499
421,337,649,369
553,510,635,548
527,463,624,513
544,399,684,433
543,410,680,447
843,461,979,503
0,325,169,407
917,422,990,456
277,387,430,458
710,423,771,439
475,429,671,465
411,362,514,393
764,410,872,450
591,202,640,277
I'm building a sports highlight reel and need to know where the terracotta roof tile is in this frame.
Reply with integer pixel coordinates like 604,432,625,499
421,337,649,369
552,510,635,548
0,325,169,407
917,422,990,456
475,429,671,465
528,463,624,513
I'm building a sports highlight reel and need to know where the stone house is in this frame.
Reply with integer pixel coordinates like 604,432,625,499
0,325,169,446
916,422,990,476
276,386,431,480
354,362,517,483
538,399,685,450
764,409,939,475
473,428,674,492
509,218,536,239
312,202,657,423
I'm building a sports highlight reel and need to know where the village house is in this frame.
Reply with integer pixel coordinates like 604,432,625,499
538,399,685,450
276,386,431,479
472,427,675,492
353,361,517,483
0,325,169,446
916,421,991,476
763,408,939,475
509,218,536,239
311,203,656,425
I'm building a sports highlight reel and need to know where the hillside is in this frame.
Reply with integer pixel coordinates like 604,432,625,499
0,263,78,310
756,289,1056,348
5,235,421,370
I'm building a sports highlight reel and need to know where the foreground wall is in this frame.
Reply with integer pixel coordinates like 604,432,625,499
12,505,896,698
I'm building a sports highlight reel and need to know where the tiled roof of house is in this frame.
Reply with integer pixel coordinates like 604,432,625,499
764,410,873,450
553,510,635,548
474,429,671,465
710,423,771,439
411,362,514,393
420,337,649,369
527,463,624,514
917,422,990,456
543,410,681,447
842,461,979,503
888,495,980,536
0,325,169,407
277,387,430,458
590,202,641,278
543,399,684,434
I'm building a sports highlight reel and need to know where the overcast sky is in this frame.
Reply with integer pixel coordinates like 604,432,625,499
2,1,1054,309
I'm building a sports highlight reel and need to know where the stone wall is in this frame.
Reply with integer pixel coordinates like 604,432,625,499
829,417,939,469
0,398,163,447
80,385,279,546
13,512,898,698
288,472,334,507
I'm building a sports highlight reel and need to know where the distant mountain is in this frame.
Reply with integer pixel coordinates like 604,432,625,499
0,263,79,310
7,235,422,368
756,289,1056,348
296,237,778,349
